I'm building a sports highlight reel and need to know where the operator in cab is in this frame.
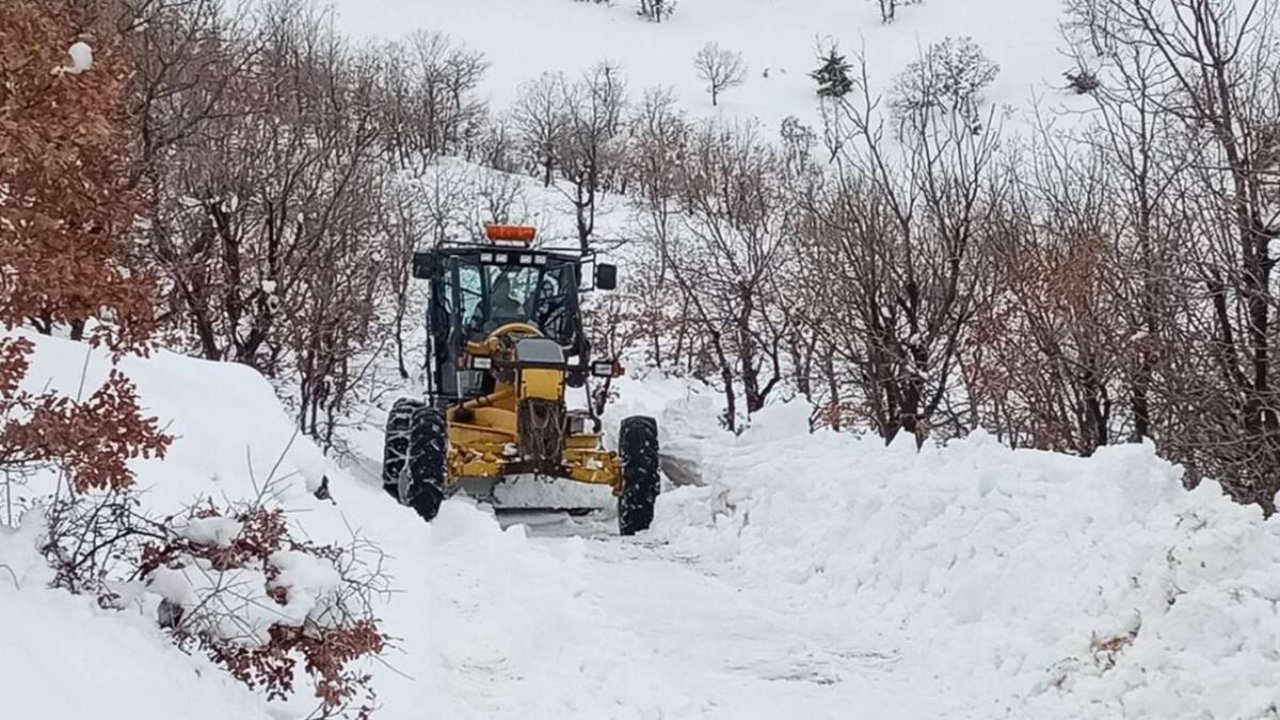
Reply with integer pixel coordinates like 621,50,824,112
465,270,529,339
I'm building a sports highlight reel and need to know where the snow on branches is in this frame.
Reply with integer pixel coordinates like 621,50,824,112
138,501,387,717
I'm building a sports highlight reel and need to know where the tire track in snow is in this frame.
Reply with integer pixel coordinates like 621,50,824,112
457,511,984,719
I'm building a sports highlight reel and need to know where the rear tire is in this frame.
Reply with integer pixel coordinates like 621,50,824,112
382,398,423,501
618,416,660,536
404,406,449,522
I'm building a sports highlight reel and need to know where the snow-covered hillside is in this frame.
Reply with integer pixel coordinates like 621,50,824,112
333,0,1073,129
7,333,1280,719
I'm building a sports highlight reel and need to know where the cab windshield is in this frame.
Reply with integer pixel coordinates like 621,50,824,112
454,259,578,346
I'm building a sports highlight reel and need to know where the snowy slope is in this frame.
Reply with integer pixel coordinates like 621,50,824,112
332,0,1074,130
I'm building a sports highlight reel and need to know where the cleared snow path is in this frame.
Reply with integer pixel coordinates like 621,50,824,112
432,510,983,720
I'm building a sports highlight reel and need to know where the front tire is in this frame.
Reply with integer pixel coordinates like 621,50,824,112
618,416,660,536
403,405,449,522
382,398,423,501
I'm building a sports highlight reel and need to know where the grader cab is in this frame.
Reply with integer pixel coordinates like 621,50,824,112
380,225,660,535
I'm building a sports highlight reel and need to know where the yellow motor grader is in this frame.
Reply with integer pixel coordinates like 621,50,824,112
381,225,660,535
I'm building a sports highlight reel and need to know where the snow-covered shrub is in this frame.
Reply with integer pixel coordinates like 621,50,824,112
40,490,165,596
38,480,388,718
1064,68,1101,94
637,0,674,23
139,501,388,718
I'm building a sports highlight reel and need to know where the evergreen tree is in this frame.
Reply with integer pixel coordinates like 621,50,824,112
810,49,854,99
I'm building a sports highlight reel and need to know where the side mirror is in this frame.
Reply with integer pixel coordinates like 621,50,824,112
412,251,434,279
595,263,618,291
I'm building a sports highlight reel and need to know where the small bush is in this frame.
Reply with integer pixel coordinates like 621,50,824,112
40,486,388,719
140,501,388,718
1090,628,1138,671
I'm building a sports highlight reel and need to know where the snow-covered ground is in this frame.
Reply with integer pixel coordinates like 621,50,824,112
7,333,1280,719
332,0,1077,131
0,518,271,720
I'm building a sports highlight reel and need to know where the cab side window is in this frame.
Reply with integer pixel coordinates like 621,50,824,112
459,264,485,335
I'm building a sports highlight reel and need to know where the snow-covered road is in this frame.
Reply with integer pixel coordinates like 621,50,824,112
427,510,982,720
12,336,1280,720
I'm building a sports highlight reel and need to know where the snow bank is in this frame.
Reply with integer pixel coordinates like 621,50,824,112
3,331,600,719
642,383,1280,718
0,516,271,720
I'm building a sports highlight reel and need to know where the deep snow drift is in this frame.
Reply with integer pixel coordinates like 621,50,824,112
0,333,602,719
5,334,1280,719
624,372,1280,719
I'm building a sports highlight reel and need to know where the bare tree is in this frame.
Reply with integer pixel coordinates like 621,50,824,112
693,42,746,107
556,61,629,249
379,30,488,171
1067,0,1280,511
125,0,262,188
965,142,1135,454
664,121,792,429
890,36,1000,136
1061,17,1189,447
512,72,571,187
137,1,398,448
377,180,428,381
878,0,921,23
988,0,1280,510
801,50,1003,446
626,87,691,368
1062,0,1122,58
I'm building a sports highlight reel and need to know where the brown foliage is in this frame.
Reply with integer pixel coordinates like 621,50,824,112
139,505,292,576
0,0,169,492
2,366,171,491
0,0,157,348
211,620,382,716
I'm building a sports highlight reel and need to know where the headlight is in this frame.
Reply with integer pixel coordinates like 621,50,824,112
471,356,493,370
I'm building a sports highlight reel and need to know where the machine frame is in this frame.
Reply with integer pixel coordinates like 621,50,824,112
410,231,625,497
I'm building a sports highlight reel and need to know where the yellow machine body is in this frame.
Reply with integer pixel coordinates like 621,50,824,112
444,323,624,494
